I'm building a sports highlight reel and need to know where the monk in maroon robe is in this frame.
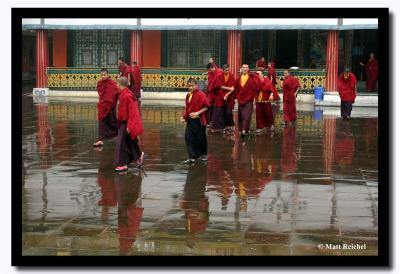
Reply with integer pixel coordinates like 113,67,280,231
235,64,261,137
93,68,120,147
181,78,210,163
282,70,301,126
114,77,144,172
267,62,280,101
255,71,275,133
337,68,357,120
222,64,236,133
115,169,143,254
207,64,226,132
360,52,378,92
255,57,267,70
129,61,142,100
118,57,130,80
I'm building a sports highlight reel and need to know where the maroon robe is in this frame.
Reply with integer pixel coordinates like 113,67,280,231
132,66,142,92
183,89,210,126
117,87,143,140
256,60,267,69
235,73,261,105
96,77,120,120
255,77,275,129
364,58,378,91
267,66,280,101
207,68,223,104
338,73,357,102
282,76,301,123
118,63,130,78
210,69,225,107
222,72,236,109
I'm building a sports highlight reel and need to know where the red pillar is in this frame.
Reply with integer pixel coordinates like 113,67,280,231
130,30,143,67
36,30,49,88
227,30,242,79
325,30,339,92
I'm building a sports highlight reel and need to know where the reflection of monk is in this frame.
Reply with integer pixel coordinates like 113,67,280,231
96,148,117,223
335,123,355,166
180,164,209,248
114,171,144,254
281,126,297,178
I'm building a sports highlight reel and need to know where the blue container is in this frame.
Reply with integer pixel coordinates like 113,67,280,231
314,86,324,101
313,109,323,120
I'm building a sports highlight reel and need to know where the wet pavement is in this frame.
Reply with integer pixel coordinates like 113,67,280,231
22,95,378,256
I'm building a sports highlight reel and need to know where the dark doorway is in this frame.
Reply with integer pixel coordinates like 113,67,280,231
276,30,298,68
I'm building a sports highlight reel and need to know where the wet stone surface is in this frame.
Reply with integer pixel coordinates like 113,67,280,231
22,96,378,256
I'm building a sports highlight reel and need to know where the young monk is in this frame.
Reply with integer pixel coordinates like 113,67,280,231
337,68,357,120
282,69,301,126
235,64,261,137
255,70,275,134
360,52,378,92
114,77,144,172
207,63,226,133
181,78,210,164
255,57,267,70
267,61,280,101
222,64,236,133
129,61,142,100
118,57,130,79
93,68,120,147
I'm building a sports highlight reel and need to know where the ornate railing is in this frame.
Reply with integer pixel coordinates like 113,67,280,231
47,67,326,93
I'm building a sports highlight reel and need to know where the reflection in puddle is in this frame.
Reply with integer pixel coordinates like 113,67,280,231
22,97,378,256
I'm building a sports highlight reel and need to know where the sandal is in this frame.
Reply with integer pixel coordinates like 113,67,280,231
114,166,128,172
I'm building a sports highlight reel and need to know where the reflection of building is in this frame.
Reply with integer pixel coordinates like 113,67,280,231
22,18,377,92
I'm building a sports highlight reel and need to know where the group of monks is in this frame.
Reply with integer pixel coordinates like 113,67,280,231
93,66,144,173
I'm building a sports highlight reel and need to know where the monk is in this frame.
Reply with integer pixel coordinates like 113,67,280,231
129,61,142,100
222,64,236,133
118,57,130,79
235,64,261,137
255,57,267,70
282,69,301,126
114,77,144,172
337,68,357,120
255,70,275,134
267,61,280,101
208,64,227,132
360,52,378,92
181,78,210,164
93,68,120,147
206,63,223,129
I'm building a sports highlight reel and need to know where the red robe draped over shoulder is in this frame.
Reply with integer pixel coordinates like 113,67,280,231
337,72,357,102
183,89,210,126
365,58,378,90
117,87,144,140
96,77,120,120
222,72,236,109
282,76,300,104
118,63,129,78
235,73,261,105
207,68,223,104
255,77,275,102
132,66,142,92
256,60,267,69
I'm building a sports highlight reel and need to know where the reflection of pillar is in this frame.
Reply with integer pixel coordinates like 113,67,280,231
36,30,49,88
36,104,52,169
227,30,242,78
344,30,354,70
325,31,339,92
323,117,336,174
130,30,143,67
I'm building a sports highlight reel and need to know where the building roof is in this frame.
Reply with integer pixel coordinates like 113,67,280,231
22,18,378,30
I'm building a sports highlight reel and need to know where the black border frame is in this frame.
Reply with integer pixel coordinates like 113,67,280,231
12,7,390,268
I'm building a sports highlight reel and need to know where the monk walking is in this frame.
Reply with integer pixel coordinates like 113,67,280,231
337,68,357,120
282,69,301,127
255,70,275,134
181,78,210,164
267,61,280,101
360,52,378,92
222,64,236,133
235,64,261,137
114,77,144,172
93,68,120,147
